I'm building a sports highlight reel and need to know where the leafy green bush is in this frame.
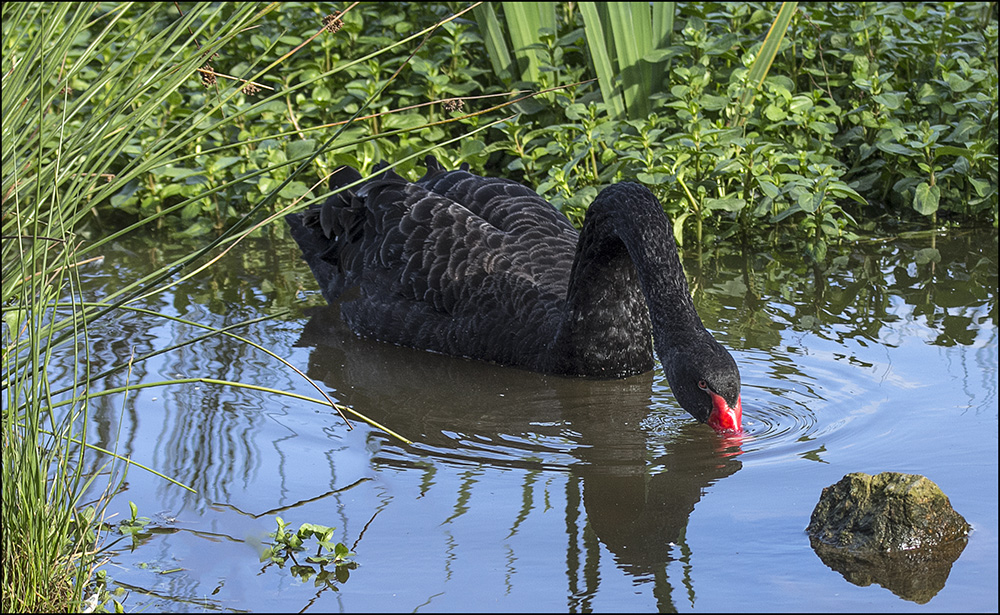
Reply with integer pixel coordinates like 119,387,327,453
478,2,998,256
7,2,994,249
2,3,506,237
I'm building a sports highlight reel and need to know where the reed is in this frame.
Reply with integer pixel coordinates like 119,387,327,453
2,2,475,609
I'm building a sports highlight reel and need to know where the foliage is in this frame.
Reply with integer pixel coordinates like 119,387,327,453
475,2,679,121
261,517,357,587
477,1,998,259
1,2,427,610
2,5,993,609
1,1,507,237
7,2,992,259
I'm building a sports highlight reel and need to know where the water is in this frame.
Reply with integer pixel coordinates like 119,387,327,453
70,226,996,612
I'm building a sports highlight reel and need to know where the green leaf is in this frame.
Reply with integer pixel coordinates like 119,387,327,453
969,177,992,198
797,190,823,214
279,181,310,199
934,145,973,158
287,139,316,161
789,95,814,114
912,182,940,216
942,72,973,93
764,104,786,121
876,141,917,156
916,82,944,104
704,196,746,212
757,180,780,199
671,211,692,246
313,84,331,103
700,94,729,111
827,183,867,204
210,156,242,173
914,247,941,265
872,92,906,110
381,113,427,131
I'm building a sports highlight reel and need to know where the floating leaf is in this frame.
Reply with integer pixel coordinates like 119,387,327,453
915,247,941,265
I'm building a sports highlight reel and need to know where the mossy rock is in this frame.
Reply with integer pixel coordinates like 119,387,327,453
808,472,969,552
807,472,970,603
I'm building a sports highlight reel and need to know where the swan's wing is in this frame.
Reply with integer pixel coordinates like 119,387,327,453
285,166,365,304
418,155,577,239
295,166,578,368
415,156,579,296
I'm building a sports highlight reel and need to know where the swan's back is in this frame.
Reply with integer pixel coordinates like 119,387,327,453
286,156,584,371
289,158,743,431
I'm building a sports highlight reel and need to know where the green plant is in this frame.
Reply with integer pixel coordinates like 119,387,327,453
2,4,269,608
116,501,153,550
475,2,677,120
4,3,478,610
261,517,357,587
479,2,996,252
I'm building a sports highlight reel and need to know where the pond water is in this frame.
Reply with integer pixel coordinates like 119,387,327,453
72,224,996,612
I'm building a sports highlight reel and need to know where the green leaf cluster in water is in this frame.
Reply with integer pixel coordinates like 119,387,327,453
261,516,357,588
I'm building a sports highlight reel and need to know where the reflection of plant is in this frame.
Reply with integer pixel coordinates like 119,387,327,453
261,517,357,587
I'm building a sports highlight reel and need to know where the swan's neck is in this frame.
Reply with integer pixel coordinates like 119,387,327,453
549,183,704,377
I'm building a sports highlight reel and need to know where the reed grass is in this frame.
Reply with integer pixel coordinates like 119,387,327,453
473,2,795,120
2,2,492,610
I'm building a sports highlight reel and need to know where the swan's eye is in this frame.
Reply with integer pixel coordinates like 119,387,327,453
698,379,708,391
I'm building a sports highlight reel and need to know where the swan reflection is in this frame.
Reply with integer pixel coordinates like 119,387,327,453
299,305,742,609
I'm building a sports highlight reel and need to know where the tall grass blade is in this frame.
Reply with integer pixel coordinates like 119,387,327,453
738,2,799,114
652,2,675,48
473,3,515,84
501,1,543,84
579,2,625,120
609,3,656,119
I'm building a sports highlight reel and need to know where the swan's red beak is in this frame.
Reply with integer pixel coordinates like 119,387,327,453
707,393,742,433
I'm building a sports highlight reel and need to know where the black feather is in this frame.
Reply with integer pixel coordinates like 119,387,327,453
286,157,741,425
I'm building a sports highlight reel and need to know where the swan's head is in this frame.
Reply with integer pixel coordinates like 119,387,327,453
660,331,742,432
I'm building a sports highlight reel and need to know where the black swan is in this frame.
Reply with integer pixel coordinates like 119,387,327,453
286,156,742,432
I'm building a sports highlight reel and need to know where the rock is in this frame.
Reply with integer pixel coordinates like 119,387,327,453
807,472,970,603
808,472,969,551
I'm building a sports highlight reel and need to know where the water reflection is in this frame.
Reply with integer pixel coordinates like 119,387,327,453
810,535,968,604
64,228,996,611
715,229,997,351
298,305,743,610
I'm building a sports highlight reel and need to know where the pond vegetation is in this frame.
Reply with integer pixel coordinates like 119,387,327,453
2,2,996,612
